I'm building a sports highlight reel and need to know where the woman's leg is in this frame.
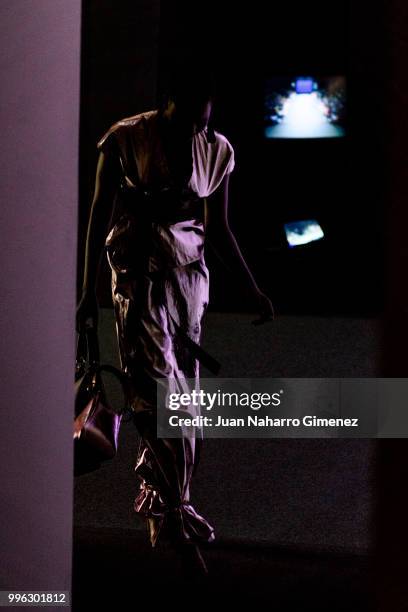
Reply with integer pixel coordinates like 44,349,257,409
110,261,213,548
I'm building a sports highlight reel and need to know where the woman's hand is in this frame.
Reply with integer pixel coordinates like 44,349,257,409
253,290,275,325
76,289,99,333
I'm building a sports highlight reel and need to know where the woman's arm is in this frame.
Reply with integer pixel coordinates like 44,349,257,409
76,144,121,331
81,146,121,294
204,173,275,321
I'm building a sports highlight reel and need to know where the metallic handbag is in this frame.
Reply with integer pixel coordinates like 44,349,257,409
74,325,132,476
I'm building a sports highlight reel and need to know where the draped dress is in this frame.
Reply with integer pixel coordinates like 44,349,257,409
96,110,235,546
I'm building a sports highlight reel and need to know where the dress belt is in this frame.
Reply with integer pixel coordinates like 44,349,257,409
168,313,221,376
118,185,204,224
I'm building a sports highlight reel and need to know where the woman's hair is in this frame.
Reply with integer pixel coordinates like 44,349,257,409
158,57,217,143
165,64,216,104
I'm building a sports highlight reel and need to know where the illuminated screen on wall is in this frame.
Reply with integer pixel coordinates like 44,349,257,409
284,220,324,247
264,76,346,139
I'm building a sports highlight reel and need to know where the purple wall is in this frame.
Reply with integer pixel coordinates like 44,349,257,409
0,1,81,605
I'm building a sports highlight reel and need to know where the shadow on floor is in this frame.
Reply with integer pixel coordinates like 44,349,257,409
72,526,374,611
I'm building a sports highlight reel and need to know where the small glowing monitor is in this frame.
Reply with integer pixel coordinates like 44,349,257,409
284,220,324,247
295,78,314,94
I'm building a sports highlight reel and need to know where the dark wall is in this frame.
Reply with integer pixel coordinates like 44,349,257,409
78,1,386,316
158,1,386,316
378,0,408,604
77,0,160,305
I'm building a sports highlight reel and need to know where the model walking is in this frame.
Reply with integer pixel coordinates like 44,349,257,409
76,64,274,573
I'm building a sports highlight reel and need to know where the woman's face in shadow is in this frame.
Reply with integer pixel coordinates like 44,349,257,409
168,95,213,137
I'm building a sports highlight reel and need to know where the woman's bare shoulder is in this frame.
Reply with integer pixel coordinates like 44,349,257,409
212,130,234,154
97,109,158,150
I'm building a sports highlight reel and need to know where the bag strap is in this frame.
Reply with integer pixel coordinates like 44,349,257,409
76,325,132,414
85,326,100,364
98,363,132,396
76,325,100,364
96,363,133,417
167,313,221,375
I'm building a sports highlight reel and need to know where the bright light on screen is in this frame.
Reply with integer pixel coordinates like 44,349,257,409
265,76,346,139
295,78,314,94
284,220,324,247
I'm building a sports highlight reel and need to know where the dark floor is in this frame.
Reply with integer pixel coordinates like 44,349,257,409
72,526,374,611
75,309,378,551
73,309,379,608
